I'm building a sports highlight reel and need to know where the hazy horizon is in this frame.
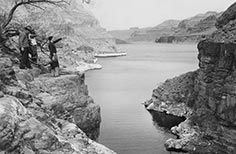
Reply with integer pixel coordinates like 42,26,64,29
88,0,235,31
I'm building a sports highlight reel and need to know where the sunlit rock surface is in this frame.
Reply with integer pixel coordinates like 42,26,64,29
0,53,115,153
0,0,117,56
146,2,236,154
28,73,101,139
0,1,118,153
0,96,114,154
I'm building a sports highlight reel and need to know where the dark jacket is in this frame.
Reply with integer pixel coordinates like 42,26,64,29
48,42,59,69
48,42,57,59
19,31,30,48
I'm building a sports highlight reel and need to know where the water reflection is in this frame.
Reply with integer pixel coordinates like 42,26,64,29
148,110,186,130
86,43,197,154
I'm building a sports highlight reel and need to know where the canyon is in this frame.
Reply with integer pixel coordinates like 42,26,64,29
110,11,221,43
0,0,116,153
0,52,115,153
145,2,236,154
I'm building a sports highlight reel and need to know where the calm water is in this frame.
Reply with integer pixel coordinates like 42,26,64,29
86,43,198,154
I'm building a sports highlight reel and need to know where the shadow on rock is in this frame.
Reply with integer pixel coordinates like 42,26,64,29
148,110,186,130
85,126,100,141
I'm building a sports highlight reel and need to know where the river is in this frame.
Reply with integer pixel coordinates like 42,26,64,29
86,43,198,154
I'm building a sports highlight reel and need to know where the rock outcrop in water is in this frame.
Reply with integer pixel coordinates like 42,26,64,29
0,46,115,153
145,2,236,154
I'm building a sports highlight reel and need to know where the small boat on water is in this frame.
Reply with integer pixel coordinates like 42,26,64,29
95,52,127,58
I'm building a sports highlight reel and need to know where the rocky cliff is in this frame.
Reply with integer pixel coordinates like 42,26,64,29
0,46,116,153
0,1,117,153
156,11,221,43
110,12,221,43
109,20,180,42
145,2,236,154
0,0,117,58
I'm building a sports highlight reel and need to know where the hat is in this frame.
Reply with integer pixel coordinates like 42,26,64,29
24,26,32,31
48,36,53,41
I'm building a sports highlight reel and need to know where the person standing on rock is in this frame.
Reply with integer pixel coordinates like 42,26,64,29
28,30,38,63
48,36,60,77
18,26,32,69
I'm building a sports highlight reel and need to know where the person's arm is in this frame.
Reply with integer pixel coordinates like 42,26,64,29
53,38,62,44
18,32,24,50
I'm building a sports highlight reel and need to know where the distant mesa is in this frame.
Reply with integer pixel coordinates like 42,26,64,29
109,11,221,43
129,27,139,30
115,38,129,44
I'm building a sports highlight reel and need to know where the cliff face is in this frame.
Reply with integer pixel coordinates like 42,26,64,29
0,0,116,55
177,12,218,31
145,3,236,154
0,47,115,153
129,20,180,42
109,12,220,43
109,20,180,42
156,12,221,43
0,1,117,153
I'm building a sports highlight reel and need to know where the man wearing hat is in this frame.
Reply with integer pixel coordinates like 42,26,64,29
18,26,32,69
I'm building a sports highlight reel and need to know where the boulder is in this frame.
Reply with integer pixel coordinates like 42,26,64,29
0,91,3,98
0,57,16,87
216,2,236,29
28,74,101,139
0,95,115,154
0,96,29,151
74,103,101,136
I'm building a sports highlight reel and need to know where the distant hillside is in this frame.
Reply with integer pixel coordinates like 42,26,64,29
109,11,222,43
153,20,180,29
0,0,116,54
109,20,180,42
109,28,140,42
131,20,181,42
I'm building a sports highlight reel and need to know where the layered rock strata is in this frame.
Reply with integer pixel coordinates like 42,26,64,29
110,12,220,43
0,0,117,64
0,51,115,153
0,1,116,153
145,2,236,154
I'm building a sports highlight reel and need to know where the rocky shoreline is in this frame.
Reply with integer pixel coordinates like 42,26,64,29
0,0,122,153
145,2,236,154
0,49,115,154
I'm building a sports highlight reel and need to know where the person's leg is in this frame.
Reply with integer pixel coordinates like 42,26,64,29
31,46,38,63
19,51,24,69
25,47,32,69
28,47,33,59
34,47,38,63
51,68,55,77
55,66,59,77
20,48,27,69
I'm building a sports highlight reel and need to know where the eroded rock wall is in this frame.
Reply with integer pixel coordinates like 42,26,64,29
145,2,236,154
0,0,117,59
0,51,115,154
146,41,236,153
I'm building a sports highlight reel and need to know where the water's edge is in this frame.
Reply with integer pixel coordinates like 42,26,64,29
86,43,198,154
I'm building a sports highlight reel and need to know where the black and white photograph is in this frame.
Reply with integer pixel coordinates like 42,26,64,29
0,0,236,154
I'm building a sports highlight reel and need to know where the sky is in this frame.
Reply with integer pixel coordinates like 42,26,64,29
88,0,236,30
